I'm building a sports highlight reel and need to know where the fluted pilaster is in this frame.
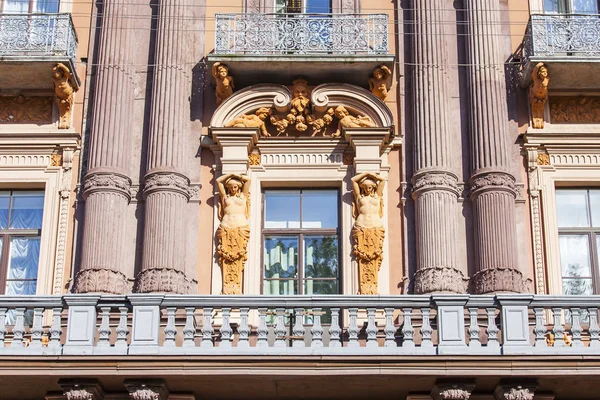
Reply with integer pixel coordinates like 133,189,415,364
411,0,464,293
74,0,136,293
136,0,195,293
463,0,526,293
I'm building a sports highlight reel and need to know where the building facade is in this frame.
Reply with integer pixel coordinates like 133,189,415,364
1,0,600,399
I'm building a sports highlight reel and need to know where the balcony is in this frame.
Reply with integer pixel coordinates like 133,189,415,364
0,13,79,90
208,13,394,87
522,13,600,89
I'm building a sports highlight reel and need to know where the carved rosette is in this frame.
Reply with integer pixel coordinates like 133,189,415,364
469,171,518,198
414,266,468,294
73,268,131,294
471,268,530,294
83,172,132,200
143,171,193,200
412,171,460,197
134,268,197,294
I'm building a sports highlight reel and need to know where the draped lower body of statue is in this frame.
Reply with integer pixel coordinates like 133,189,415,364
351,225,385,295
217,225,250,294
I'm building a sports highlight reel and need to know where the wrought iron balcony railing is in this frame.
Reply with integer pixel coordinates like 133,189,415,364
525,13,600,59
214,13,389,55
0,294,600,355
0,13,78,65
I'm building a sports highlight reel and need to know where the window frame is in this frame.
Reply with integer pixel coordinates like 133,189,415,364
0,0,60,13
543,0,600,13
260,188,341,295
275,0,332,14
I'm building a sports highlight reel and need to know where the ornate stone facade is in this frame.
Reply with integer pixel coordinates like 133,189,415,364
0,96,53,123
550,96,600,123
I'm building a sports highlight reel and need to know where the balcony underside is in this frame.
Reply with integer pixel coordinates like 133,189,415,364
0,58,79,91
207,54,395,88
523,58,600,89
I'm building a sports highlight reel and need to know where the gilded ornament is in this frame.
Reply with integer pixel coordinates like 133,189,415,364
536,153,550,166
216,173,251,295
351,172,386,295
369,65,392,101
52,63,75,129
0,96,53,124
50,153,63,167
212,62,234,105
529,63,549,129
550,96,600,124
248,152,261,166
225,107,272,137
333,105,377,137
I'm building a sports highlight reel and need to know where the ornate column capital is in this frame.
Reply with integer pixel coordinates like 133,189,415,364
414,266,468,294
431,380,475,400
83,171,132,200
471,268,530,294
124,380,169,400
469,171,518,198
142,171,194,200
494,381,537,400
412,170,460,197
58,379,104,400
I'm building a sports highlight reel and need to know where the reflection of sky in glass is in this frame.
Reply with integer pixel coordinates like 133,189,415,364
572,0,599,13
265,191,300,228
560,235,592,277
302,190,337,228
556,190,590,227
10,191,44,229
305,0,331,13
590,190,600,227
0,192,9,229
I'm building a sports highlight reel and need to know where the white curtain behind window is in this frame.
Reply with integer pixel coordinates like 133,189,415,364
3,0,29,13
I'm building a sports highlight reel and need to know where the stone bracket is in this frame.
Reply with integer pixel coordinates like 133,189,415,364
211,128,260,174
343,128,391,173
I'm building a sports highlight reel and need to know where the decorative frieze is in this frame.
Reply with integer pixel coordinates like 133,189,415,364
414,266,468,294
124,380,169,400
143,172,193,199
494,382,537,400
471,268,529,294
412,171,460,195
135,268,196,294
0,96,53,124
83,172,132,199
73,268,131,294
58,379,104,400
432,380,475,400
469,172,517,197
550,96,600,124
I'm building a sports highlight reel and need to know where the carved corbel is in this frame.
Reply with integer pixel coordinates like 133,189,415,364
431,380,475,400
212,62,234,105
58,379,104,400
124,380,169,400
52,63,76,129
369,65,392,101
494,380,537,400
529,63,549,129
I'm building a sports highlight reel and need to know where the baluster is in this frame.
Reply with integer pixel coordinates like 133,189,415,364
182,307,196,347
0,308,6,348
200,307,214,348
29,307,44,349
164,307,177,348
384,308,395,347
238,308,250,348
220,308,233,348
12,307,26,347
328,308,341,348
552,307,565,347
420,308,433,348
570,307,583,347
533,307,547,347
257,308,269,348
468,308,481,348
98,307,112,348
589,308,600,348
402,308,415,349
292,308,305,348
48,307,62,350
365,308,377,348
274,308,286,348
486,308,499,350
115,307,129,350
348,307,359,348
311,308,323,348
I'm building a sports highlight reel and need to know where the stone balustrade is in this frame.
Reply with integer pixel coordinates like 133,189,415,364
0,294,599,356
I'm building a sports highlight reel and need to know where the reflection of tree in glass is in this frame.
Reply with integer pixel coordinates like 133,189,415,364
305,237,338,279
563,263,590,295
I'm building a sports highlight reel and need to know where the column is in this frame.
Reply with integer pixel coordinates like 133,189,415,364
464,0,527,293
73,0,136,294
135,0,195,293
411,0,466,293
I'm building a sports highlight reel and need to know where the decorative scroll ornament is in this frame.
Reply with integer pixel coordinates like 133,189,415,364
369,65,392,101
212,62,234,105
53,63,76,129
0,95,53,124
83,172,132,199
50,152,63,167
216,174,251,294
248,152,261,166
550,96,600,124
537,153,550,166
529,63,549,129
351,172,386,294
143,172,193,199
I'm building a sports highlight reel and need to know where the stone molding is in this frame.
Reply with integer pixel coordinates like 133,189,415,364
471,268,530,294
414,266,468,294
143,171,193,200
73,268,131,294
432,380,475,400
124,380,169,400
469,171,518,198
412,171,460,197
83,172,132,200
134,268,197,294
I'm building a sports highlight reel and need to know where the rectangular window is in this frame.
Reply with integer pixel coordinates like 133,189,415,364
1,0,59,13
275,0,331,13
262,189,339,295
544,0,599,13
556,188,600,295
0,190,44,295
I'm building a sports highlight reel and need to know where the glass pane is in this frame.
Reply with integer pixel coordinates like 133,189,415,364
560,234,592,277
9,191,44,229
304,235,338,278
563,278,593,295
590,190,600,227
0,192,9,229
301,190,338,228
34,0,60,12
3,0,29,13
263,279,298,295
571,0,598,13
264,236,298,278
556,189,590,227
5,237,40,295
304,280,338,294
305,0,331,13
265,191,300,229
544,0,560,12
275,0,286,13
